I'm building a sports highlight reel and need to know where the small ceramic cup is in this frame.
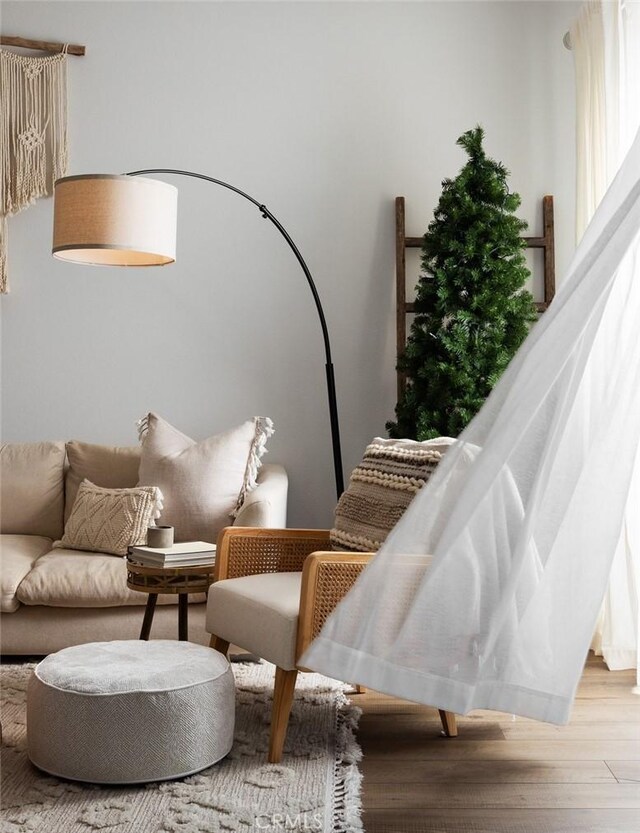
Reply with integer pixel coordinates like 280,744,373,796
146,525,174,548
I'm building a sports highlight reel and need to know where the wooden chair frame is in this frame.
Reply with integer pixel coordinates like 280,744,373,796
209,526,458,762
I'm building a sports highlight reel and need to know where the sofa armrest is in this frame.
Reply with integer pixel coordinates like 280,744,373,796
233,464,288,529
297,551,373,662
215,527,331,581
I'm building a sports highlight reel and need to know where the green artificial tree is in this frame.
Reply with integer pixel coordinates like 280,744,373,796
388,126,537,441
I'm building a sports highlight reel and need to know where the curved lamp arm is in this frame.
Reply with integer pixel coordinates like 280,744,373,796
126,168,345,499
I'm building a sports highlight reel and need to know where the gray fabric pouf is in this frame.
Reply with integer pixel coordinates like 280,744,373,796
27,640,235,784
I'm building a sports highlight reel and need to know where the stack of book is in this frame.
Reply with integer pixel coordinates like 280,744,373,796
128,541,216,568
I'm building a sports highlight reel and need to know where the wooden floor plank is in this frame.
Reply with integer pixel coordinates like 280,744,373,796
362,782,640,810
574,686,640,704
358,714,506,741
361,759,615,785
363,809,640,833
359,714,640,741
360,738,640,762
499,722,640,741
538,704,640,723
606,761,640,783
359,700,640,722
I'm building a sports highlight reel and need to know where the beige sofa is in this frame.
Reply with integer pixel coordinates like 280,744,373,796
0,441,288,655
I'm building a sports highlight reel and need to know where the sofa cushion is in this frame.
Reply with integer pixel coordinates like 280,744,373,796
0,535,53,612
56,480,163,557
65,441,141,523
0,442,66,539
206,572,302,670
137,412,274,543
15,548,202,608
330,436,454,552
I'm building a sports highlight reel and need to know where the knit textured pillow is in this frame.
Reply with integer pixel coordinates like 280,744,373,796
55,480,163,557
136,413,274,543
330,437,454,553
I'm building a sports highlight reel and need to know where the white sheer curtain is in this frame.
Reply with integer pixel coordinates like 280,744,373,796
303,88,640,725
303,134,640,720
573,0,640,243
572,0,640,684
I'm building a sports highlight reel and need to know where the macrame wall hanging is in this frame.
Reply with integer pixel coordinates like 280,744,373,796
0,37,82,293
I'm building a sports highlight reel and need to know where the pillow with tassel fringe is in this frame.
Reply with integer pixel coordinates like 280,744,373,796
136,412,274,543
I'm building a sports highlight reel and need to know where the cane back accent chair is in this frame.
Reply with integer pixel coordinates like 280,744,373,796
206,526,458,763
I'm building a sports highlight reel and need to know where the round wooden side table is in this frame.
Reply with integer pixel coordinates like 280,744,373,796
126,559,216,641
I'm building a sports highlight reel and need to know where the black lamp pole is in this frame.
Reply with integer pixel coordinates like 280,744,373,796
126,169,345,500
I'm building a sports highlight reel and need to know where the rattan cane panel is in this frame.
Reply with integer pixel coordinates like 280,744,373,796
126,560,215,594
226,536,329,578
311,561,368,640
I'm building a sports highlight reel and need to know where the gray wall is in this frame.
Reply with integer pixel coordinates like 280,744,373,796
1,1,578,526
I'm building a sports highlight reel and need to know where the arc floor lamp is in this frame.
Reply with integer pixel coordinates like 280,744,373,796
52,170,344,499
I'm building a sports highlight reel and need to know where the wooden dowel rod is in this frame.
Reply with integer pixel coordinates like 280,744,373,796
395,197,408,400
542,195,556,305
0,36,86,56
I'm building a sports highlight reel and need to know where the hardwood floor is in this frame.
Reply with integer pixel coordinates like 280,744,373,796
356,654,640,832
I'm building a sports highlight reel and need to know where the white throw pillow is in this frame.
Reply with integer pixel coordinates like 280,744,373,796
136,412,274,543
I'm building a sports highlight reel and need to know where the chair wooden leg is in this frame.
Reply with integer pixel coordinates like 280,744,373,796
439,709,458,737
209,635,230,656
269,667,298,763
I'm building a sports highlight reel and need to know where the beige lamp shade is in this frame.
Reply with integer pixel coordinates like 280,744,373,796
52,174,178,266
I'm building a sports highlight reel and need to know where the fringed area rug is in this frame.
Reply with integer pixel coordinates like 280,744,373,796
0,660,362,833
